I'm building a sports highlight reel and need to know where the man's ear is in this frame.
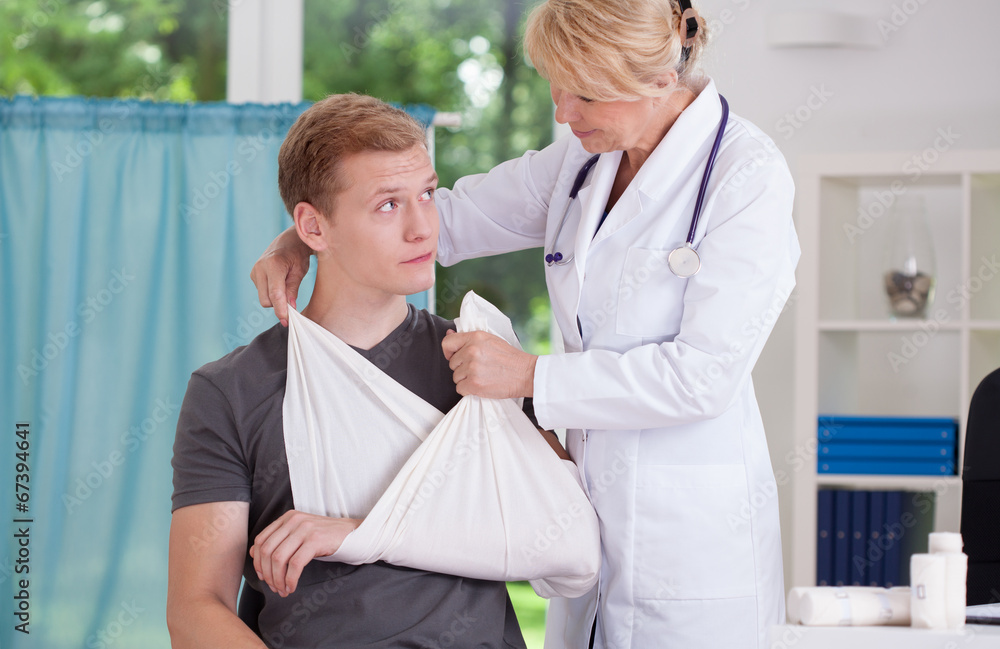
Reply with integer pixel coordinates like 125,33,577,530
292,202,330,253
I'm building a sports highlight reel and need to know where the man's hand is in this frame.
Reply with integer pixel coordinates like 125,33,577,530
441,330,538,399
250,510,361,597
250,226,312,326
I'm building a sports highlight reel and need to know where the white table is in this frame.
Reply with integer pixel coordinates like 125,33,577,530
767,624,1000,648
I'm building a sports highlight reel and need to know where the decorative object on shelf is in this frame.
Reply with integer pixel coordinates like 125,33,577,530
882,195,936,318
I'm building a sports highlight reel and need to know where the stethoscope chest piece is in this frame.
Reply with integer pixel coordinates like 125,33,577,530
667,244,701,278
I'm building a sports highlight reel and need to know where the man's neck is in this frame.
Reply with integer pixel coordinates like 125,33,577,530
301,275,410,350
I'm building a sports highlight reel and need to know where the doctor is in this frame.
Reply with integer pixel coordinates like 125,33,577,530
251,0,799,647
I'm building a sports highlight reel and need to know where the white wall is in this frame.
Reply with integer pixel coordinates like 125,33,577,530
699,0,1000,593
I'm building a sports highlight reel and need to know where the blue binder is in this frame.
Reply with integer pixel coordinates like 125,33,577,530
818,416,956,443
833,490,851,586
883,491,903,587
867,491,886,586
817,490,834,586
817,459,955,475
818,443,955,460
850,491,869,585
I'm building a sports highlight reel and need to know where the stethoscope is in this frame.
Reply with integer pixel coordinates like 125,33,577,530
544,94,730,279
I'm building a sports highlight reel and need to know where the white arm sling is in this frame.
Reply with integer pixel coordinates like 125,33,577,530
283,291,601,598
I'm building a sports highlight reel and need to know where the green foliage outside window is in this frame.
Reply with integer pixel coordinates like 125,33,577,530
0,0,556,352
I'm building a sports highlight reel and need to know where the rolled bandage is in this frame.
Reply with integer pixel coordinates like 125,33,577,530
928,532,968,630
910,553,949,629
787,586,910,626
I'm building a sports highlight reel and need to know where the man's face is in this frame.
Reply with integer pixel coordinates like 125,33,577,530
319,144,439,301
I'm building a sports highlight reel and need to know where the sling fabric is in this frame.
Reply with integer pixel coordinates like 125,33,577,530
283,292,601,598
283,307,445,519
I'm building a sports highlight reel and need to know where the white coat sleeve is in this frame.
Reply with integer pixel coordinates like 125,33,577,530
435,135,585,266
533,148,801,431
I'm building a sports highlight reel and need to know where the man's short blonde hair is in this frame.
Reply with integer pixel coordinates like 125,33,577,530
524,0,710,102
278,93,427,218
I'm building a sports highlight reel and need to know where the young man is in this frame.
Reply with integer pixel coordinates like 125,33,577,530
167,94,527,648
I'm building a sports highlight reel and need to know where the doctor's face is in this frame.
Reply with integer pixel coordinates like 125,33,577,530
551,85,666,156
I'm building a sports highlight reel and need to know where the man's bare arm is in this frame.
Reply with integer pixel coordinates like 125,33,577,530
539,428,571,460
167,502,265,649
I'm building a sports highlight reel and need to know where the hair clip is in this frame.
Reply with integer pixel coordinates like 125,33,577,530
680,7,703,47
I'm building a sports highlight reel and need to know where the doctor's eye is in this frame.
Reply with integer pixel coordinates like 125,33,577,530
377,200,397,213
419,189,433,201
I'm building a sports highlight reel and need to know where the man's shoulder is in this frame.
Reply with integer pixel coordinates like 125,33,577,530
191,323,288,396
412,307,454,343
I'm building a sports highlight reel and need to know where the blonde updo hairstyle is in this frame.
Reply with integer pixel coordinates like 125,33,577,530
524,0,710,102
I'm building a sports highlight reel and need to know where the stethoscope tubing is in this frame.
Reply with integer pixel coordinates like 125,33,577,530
545,154,599,266
545,94,730,273
687,94,729,246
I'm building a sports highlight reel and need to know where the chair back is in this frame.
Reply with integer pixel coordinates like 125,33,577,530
962,367,1000,605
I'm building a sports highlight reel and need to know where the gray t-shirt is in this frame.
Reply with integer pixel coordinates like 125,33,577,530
171,305,526,648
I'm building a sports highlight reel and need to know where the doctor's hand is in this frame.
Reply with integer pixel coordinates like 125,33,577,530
442,330,537,399
250,510,361,597
250,226,312,327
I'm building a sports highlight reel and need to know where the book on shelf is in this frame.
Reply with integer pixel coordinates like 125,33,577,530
815,489,936,587
833,490,851,586
816,489,834,586
817,415,958,475
818,459,956,475
850,490,869,585
818,415,957,443
818,442,954,460
883,491,902,587
867,490,886,586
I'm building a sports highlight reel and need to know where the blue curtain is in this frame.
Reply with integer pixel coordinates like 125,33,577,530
0,96,435,648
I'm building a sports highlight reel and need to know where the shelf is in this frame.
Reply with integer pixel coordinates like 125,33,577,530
791,152,1000,591
818,330,961,417
816,475,962,490
817,175,964,322
818,320,962,332
817,320,1000,331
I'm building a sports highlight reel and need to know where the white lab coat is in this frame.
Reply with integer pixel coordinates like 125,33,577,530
436,79,799,649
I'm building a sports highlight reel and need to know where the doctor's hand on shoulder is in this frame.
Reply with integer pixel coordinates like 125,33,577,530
441,329,537,399
250,227,312,327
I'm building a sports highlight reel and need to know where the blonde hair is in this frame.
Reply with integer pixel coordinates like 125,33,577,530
524,0,710,102
278,93,427,218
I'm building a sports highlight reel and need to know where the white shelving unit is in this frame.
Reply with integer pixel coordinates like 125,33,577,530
789,150,1000,588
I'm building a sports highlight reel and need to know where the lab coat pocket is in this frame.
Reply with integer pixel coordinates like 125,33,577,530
633,464,757,601
616,247,686,339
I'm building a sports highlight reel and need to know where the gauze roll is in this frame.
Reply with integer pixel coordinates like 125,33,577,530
787,586,910,626
910,553,949,629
